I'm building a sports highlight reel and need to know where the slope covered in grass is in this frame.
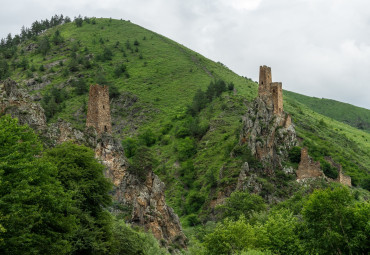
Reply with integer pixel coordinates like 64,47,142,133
285,90,370,132
2,17,369,223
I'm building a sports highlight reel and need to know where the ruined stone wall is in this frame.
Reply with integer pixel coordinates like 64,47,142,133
337,167,352,186
271,82,283,115
335,165,351,186
86,84,112,134
324,156,352,186
258,65,272,97
296,147,323,179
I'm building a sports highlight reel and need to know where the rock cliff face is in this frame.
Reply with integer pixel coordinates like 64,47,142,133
95,134,187,247
0,79,47,131
240,97,297,172
0,79,186,248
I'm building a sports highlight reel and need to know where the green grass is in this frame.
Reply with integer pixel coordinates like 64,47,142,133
5,18,370,222
285,90,370,132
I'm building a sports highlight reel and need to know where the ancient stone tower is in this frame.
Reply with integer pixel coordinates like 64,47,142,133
258,66,283,115
86,84,112,134
258,65,272,96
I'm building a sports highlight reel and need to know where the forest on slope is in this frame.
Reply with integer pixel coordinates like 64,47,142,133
1,15,369,254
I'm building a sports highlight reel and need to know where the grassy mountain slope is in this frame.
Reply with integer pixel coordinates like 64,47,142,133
3,17,369,222
285,90,370,132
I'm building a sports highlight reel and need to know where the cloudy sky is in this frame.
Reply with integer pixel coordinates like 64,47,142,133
1,0,369,109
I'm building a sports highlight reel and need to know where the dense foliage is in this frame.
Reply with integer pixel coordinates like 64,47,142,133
0,116,167,254
187,187,369,255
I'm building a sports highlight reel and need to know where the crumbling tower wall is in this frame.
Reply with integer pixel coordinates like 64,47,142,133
271,82,283,115
86,84,112,134
296,147,323,179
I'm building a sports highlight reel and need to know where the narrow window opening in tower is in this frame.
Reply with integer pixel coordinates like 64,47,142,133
261,81,263,84
103,105,105,109
104,125,107,132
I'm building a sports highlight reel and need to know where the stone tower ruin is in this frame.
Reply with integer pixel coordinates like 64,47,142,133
86,84,112,134
258,66,283,115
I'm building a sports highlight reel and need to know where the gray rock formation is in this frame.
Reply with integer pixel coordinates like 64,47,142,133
240,97,297,172
0,79,47,131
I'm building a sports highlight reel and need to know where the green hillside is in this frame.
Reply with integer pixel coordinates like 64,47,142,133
1,16,369,198
1,16,370,254
285,90,370,132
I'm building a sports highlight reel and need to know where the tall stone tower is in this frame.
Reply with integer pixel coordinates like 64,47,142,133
258,65,272,96
86,84,112,134
258,66,283,115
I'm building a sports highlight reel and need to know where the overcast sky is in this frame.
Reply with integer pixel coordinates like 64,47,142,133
1,0,369,109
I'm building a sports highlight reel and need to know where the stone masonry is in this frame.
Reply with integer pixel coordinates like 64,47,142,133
258,66,283,115
337,166,352,186
296,147,323,179
297,148,352,186
86,84,112,134
324,156,352,186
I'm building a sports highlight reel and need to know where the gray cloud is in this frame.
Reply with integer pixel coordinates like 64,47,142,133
1,0,369,108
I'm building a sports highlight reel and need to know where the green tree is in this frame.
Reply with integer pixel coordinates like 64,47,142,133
302,186,370,254
122,137,138,158
259,209,302,254
128,146,154,182
216,191,267,220
73,78,88,95
0,115,76,254
38,36,50,56
44,142,113,254
74,15,83,27
204,216,259,255
0,59,9,80
52,29,64,45
190,89,207,114
111,220,168,255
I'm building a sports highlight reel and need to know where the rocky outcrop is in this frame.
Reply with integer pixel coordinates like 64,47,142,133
240,97,297,172
0,79,47,131
0,79,186,248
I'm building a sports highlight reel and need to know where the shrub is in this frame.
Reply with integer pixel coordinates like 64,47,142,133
114,63,126,78
122,137,138,158
288,146,301,163
139,129,156,147
185,191,205,214
320,160,338,179
73,78,88,95
176,137,197,161
128,146,154,182
216,191,266,220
